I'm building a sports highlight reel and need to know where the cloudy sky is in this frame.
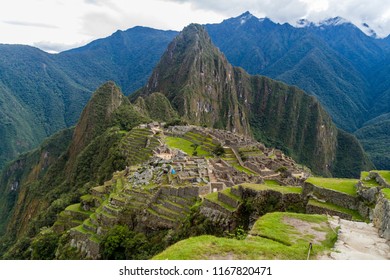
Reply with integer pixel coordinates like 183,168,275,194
1,0,389,52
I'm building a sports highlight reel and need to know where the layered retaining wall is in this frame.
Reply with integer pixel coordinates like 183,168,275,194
303,182,358,210
373,192,390,240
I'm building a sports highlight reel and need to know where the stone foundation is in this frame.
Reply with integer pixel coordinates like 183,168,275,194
303,182,358,210
373,193,390,240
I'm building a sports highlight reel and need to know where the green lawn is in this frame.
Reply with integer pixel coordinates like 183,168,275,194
240,183,302,194
65,203,83,212
220,188,242,202
165,136,210,156
250,212,332,245
308,199,363,221
305,177,358,196
264,180,281,186
231,163,256,175
153,212,336,260
360,171,380,187
204,192,236,211
382,188,390,200
376,171,390,185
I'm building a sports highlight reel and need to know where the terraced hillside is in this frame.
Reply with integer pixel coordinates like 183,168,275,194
153,212,337,260
2,122,389,260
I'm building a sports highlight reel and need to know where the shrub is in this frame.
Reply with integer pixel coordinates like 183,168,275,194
213,144,225,156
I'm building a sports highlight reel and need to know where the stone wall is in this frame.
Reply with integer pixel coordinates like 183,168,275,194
356,181,379,205
211,182,225,192
370,171,390,188
356,181,379,219
230,186,242,198
199,206,234,230
373,193,390,240
218,192,240,208
306,204,352,220
303,182,358,210
202,199,233,215
70,230,100,260
160,186,200,198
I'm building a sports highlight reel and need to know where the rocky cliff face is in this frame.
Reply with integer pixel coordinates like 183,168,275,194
0,82,143,242
137,24,370,176
67,81,127,167
0,128,74,237
139,24,250,135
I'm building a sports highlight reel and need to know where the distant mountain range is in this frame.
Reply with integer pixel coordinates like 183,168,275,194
0,25,370,258
0,27,176,169
0,12,389,171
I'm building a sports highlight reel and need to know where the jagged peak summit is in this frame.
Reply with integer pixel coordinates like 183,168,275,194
239,11,254,24
223,11,275,26
295,16,381,37
296,16,351,28
361,22,378,38
319,16,351,26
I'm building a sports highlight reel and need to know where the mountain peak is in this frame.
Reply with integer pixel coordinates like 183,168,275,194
139,24,250,134
319,16,351,26
67,81,126,164
296,16,351,29
239,11,255,24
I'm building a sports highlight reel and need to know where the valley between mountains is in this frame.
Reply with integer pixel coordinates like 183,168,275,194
0,14,389,260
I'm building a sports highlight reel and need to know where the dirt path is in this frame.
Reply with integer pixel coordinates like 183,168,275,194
321,217,390,260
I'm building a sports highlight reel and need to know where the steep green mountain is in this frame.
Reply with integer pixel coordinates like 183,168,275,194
136,24,251,135
0,82,149,250
205,12,390,168
0,128,74,238
355,114,390,170
205,13,380,131
56,27,177,94
136,24,371,177
1,13,388,172
0,44,90,170
0,27,176,171
134,92,179,122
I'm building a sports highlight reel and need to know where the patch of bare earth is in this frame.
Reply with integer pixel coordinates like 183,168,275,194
208,253,235,260
283,216,328,244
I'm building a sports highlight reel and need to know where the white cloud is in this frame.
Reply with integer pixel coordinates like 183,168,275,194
33,41,87,53
163,0,390,37
2,20,58,29
0,0,389,53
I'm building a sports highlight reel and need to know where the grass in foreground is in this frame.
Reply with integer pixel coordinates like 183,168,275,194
305,177,358,196
153,212,336,260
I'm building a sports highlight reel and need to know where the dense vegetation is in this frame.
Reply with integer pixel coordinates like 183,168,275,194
205,12,390,169
0,82,151,256
136,24,371,176
1,12,389,171
0,27,176,171
0,16,387,259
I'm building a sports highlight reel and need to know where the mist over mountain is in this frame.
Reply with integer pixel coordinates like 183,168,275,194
0,24,373,259
0,11,389,172
205,12,390,168
0,27,176,170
